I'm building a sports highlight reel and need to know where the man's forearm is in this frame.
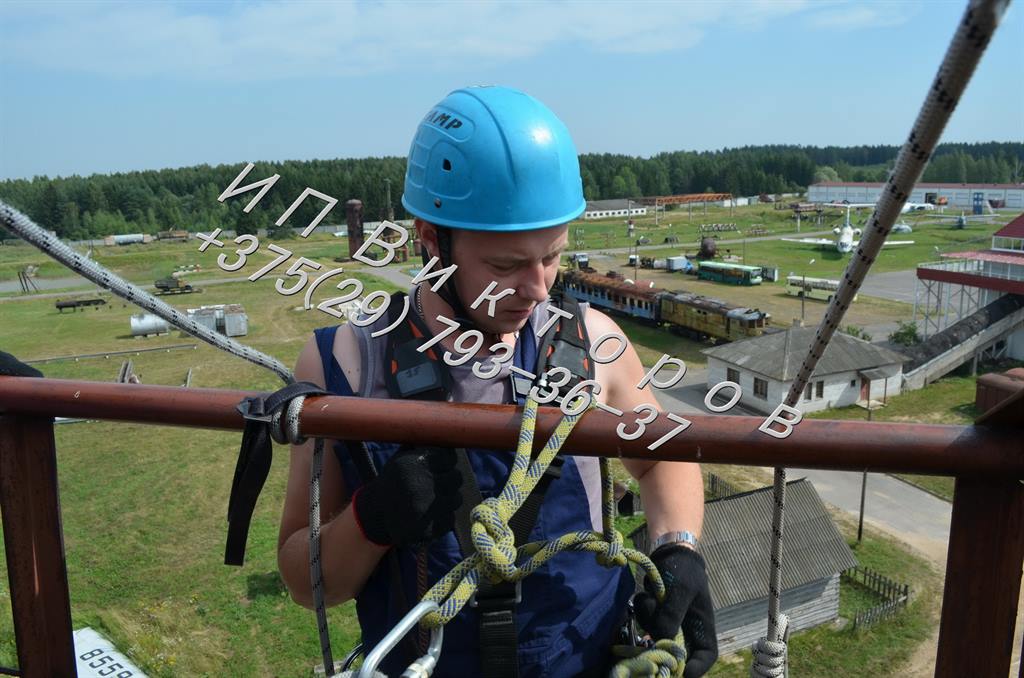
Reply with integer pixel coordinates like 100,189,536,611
278,505,388,610
634,460,704,546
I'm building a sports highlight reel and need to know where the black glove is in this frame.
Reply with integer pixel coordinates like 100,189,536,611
0,351,42,378
635,544,719,678
352,446,463,547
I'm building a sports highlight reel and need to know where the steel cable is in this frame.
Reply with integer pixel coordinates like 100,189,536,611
753,2,1011,675
0,201,293,384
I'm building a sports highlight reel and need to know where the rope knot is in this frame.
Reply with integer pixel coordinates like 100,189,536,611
750,614,789,678
471,497,519,582
597,526,628,568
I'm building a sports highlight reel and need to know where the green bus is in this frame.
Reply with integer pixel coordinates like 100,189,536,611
697,261,763,286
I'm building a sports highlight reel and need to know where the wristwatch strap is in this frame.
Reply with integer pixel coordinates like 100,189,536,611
650,529,698,552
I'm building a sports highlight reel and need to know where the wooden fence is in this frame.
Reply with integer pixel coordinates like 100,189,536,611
842,566,910,630
707,472,740,500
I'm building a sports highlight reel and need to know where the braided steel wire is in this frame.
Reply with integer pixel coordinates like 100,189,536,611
755,1,1011,672
0,200,293,384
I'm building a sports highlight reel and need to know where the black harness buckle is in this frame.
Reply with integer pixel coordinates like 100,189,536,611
235,396,274,423
469,580,522,609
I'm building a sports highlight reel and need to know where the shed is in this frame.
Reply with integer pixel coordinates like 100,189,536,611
630,480,856,655
223,304,249,337
702,326,905,413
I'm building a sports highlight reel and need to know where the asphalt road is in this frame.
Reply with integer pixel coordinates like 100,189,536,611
859,269,920,305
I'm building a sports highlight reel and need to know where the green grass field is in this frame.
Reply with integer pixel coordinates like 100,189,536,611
634,215,1010,280
0,225,966,676
0,231,359,288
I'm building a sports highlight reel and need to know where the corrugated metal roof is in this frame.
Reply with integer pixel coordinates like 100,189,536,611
701,479,857,609
585,199,642,211
994,213,1024,239
702,327,905,381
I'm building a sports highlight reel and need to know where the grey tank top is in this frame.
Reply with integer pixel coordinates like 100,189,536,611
348,289,604,531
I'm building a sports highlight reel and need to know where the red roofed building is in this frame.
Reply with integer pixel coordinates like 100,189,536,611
914,212,1024,364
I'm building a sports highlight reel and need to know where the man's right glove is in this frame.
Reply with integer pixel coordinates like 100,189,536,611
634,544,719,678
352,446,463,547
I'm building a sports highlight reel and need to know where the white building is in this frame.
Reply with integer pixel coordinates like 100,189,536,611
807,182,1024,211
702,326,906,414
583,199,648,220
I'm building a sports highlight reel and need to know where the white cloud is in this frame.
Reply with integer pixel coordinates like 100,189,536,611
804,2,920,31
0,0,878,81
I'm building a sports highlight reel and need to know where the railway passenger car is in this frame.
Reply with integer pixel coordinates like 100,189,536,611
559,269,770,342
560,270,660,321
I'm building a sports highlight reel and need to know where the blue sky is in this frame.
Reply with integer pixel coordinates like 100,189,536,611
0,0,1021,181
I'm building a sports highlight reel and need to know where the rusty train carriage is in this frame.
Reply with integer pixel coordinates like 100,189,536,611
560,269,770,342
658,292,769,342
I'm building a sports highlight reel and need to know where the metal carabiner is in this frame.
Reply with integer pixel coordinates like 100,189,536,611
357,601,444,678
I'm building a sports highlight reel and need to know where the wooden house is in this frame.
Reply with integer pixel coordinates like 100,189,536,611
630,479,857,654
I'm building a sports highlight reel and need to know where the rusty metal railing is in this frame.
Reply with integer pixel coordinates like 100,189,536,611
0,376,1022,677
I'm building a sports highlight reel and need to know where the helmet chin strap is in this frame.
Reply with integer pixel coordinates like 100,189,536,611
424,226,507,345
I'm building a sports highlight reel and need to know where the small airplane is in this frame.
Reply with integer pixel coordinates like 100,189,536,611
782,205,914,254
827,200,937,214
931,211,994,229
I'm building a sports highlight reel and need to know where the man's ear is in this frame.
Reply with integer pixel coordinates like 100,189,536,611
416,219,440,260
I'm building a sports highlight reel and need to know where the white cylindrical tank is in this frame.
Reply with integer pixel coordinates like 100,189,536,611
112,233,146,246
130,313,169,337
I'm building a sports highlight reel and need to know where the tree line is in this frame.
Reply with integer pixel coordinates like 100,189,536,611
1,142,1019,240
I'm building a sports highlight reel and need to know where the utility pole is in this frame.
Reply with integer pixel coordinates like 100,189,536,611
801,273,806,323
858,469,867,543
801,258,815,323
384,178,395,222
858,406,872,543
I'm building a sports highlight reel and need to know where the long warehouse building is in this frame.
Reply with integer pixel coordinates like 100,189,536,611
808,181,1024,210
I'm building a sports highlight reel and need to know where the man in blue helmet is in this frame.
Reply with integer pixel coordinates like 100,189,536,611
278,86,717,677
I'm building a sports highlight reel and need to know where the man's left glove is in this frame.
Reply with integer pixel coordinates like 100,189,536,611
634,543,719,678
0,351,42,378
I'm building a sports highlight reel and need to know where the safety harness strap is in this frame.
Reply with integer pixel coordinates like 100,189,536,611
226,381,328,566
384,290,591,678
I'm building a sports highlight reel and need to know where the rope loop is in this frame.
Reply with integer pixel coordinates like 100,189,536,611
610,637,687,677
269,394,308,445
750,613,789,678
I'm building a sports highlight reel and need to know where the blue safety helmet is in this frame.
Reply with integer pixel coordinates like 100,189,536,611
402,86,586,231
